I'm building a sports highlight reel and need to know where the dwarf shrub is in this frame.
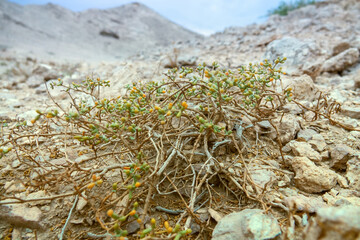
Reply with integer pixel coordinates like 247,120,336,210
1,57,342,239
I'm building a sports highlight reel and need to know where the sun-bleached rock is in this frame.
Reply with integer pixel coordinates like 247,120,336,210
346,157,360,191
321,48,359,72
264,37,321,76
287,141,322,162
0,204,43,230
330,144,354,170
284,195,326,213
281,74,318,101
212,209,281,240
297,128,318,141
290,157,338,193
269,114,300,144
308,134,327,152
304,205,360,240
341,106,360,119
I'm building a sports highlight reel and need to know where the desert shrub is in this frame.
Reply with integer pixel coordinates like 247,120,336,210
268,0,318,16
0,57,343,239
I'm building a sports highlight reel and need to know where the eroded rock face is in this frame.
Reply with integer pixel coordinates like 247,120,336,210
212,209,281,240
290,156,338,193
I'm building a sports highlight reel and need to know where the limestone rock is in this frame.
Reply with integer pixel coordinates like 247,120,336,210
270,114,300,144
322,189,360,207
321,151,330,160
329,89,348,103
341,106,360,119
257,120,272,129
32,64,58,81
27,190,50,206
288,141,322,162
27,75,44,88
302,58,323,79
281,75,318,101
304,205,360,240
4,181,26,194
249,164,277,188
11,159,21,168
321,48,359,72
308,134,327,152
350,131,360,138
318,205,360,230
290,157,338,193
282,103,303,115
178,54,198,67
343,118,358,128
11,228,22,240
76,195,88,211
0,204,43,229
212,209,281,240
355,69,360,89
297,128,318,141
332,41,351,56
346,157,360,191
264,37,320,76
284,195,326,213
330,144,354,170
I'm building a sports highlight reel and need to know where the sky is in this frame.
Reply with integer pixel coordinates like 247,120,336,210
8,0,294,35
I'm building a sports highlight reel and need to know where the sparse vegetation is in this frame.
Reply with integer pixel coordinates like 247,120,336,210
268,0,318,16
0,58,344,239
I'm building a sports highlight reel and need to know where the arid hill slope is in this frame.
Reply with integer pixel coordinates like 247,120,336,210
0,0,202,61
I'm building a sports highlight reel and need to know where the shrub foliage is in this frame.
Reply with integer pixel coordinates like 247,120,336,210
0,58,343,239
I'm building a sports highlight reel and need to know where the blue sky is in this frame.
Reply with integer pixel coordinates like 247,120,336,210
8,0,293,35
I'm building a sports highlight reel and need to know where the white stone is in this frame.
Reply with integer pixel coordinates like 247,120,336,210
212,209,281,240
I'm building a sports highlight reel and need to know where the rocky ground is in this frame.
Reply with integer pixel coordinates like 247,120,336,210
0,0,360,239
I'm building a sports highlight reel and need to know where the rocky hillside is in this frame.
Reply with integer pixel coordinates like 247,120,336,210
0,0,360,239
0,0,202,61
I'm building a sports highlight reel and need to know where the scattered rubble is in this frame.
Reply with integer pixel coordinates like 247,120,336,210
0,0,359,239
